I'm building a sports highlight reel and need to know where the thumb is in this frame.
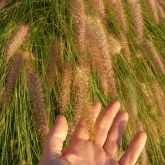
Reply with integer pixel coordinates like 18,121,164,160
40,115,68,164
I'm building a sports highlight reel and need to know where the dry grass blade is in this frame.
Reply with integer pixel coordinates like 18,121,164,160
119,32,131,63
125,80,138,119
140,83,157,114
47,40,59,88
59,41,65,65
28,71,49,140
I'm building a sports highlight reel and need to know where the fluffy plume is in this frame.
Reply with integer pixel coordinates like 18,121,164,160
146,0,159,23
74,65,89,125
28,71,49,140
156,1,165,20
151,81,165,118
3,53,22,105
135,51,143,59
157,0,165,10
47,40,59,87
59,62,73,114
127,0,144,44
151,124,160,145
85,16,117,96
140,148,149,165
73,63,94,138
6,25,29,60
140,83,157,114
85,22,108,95
140,83,152,105
0,0,7,9
71,0,86,54
148,119,160,145
119,33,131,63
136,121,145,132
107,0,128,33
91,0,106,18
108,35,121,55
144,40,165,75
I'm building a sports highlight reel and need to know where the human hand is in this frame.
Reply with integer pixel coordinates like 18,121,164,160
39,101,147,165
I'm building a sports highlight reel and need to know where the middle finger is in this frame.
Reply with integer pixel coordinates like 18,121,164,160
93,100,120,146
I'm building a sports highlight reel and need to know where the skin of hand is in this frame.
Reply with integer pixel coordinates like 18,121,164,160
39,100,147,165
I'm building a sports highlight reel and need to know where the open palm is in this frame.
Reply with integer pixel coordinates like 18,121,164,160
39,101,147,165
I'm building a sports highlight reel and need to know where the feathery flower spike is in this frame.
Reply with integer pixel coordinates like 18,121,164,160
108,35,121,55
85,22,109,95
0,0,7,9
91,0,106,18
71,0,86,54
144,40,165,75
47,40,59,87
28,71,49,140
157,0,165,10
151,81,165,118
3,52,22,105
107,0,128,33
146,0,159,23
6,25,29,60
156,1,165,20
59,62,73,114
128,0,144,44
73,63,94,138
85,16,117,96
136,123,149,165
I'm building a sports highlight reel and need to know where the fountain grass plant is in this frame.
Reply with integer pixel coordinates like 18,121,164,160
0,0,165,164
